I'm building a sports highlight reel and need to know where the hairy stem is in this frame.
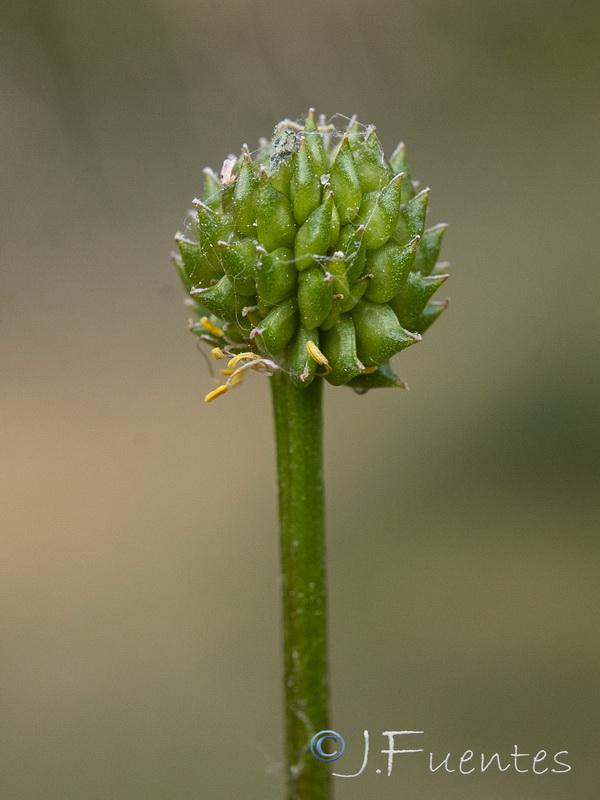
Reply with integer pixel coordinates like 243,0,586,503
271,372,331,800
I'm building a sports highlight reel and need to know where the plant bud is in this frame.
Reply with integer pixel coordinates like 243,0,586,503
351,127,394,192
352,300,420,365
389,272,449,331
175,235,223,290
294,192,335,270
364,236,419,303
388,142,416,204
257,172,296,251
252,296,299,357
202,168,222,210
413,299,449,334
327,251,351,304
298,267,334,330
347,360,407,393
255,246,297,306
357,173,403,250
336,224,367,284
286,326,320,388
340,274,371,313
412,223,448,275
290,138,322,225
192,275,252,330
395,188,429,244
303,108,329,174
320,314,363,386
270,155,296,198
345,115,363,148
320,295,343,331
329,136,362,224
233,153,259,236
195,200,233,272
219,238,257,297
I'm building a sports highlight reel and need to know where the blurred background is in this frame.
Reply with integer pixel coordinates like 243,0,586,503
2,0,599,797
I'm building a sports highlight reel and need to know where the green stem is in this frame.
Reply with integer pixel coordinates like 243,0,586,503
270,372,331,800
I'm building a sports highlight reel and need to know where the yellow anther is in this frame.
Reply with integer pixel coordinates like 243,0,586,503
306,340,332,376
227,351,260,369
204,384,228,403
211,347,226,360
306,340,329,367
200,317,224,338
361,366,378,374
228,371,245,388
220,368,235,375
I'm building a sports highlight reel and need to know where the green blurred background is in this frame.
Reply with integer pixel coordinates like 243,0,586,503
2,0,599,797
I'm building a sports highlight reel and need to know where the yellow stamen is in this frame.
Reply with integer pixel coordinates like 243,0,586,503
227,351,260,369
204,385,228,403
306,340,328,366
361,366,378,374
228,371,245,388
211,347,226,359
200,317,224,338
306,340,332,374
220,368,235,375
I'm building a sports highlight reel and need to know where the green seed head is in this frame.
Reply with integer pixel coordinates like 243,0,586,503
172,111,449,400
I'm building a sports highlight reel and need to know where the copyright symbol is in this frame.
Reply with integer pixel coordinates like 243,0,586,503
309,730,345,762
